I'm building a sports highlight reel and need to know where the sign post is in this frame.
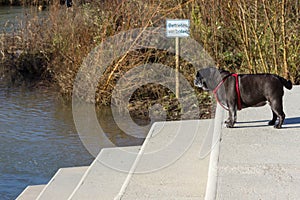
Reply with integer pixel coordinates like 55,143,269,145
166,19,190,98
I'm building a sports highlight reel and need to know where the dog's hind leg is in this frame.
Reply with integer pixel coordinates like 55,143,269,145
275,112,285,129
268,110,277,125
270,98,285,129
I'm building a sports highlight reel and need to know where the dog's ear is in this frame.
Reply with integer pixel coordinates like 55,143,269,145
196,70,204,79
198,67,215,78
218,68,230,74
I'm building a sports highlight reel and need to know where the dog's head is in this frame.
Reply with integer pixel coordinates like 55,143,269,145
194,67,221,91
194,67,230,91
194,70,209,90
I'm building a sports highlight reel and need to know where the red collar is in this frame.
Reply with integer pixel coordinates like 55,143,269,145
213,73,242,110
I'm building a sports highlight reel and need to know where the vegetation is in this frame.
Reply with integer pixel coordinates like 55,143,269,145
0,0,299,120
0,0,75,6
0,0,46,6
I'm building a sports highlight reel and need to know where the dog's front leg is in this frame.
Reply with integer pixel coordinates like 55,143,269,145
270,98,285,129
225,106,236,128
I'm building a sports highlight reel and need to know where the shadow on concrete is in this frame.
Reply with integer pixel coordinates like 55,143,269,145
234,120,270,128
284,117,300,125
281,117,300,129
236,120,269,124
234,117,300,129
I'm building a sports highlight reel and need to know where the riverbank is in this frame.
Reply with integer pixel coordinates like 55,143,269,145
1,1,299,120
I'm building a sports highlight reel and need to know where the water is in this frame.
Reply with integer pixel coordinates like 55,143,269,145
0,87,95,199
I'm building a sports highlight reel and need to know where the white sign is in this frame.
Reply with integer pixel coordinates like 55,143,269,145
166,19,190,38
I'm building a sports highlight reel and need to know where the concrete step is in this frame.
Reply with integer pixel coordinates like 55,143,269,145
16,119,215,200
69,119,214,199
68,145,142,199
16,185,46,200
120,120,212,199
35,166,89,200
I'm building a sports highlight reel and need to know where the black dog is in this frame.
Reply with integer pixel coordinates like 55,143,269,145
194,68,293,128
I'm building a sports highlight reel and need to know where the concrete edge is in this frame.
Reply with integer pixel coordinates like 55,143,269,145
36,166,89,200
66,145,142,200
16,185,46,200
205,105,224,200
35,168,64,200
113,121,159,200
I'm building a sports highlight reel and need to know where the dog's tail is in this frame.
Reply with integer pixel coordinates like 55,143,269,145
278,76,293,90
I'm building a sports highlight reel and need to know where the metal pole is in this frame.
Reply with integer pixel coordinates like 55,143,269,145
175,37,180,99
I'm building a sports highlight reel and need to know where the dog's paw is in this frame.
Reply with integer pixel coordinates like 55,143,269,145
274,124,282,129
225,123,234,128
224,120,235,128
268,120,276,125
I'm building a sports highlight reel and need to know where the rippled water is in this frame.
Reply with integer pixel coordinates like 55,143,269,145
0,87,94,199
